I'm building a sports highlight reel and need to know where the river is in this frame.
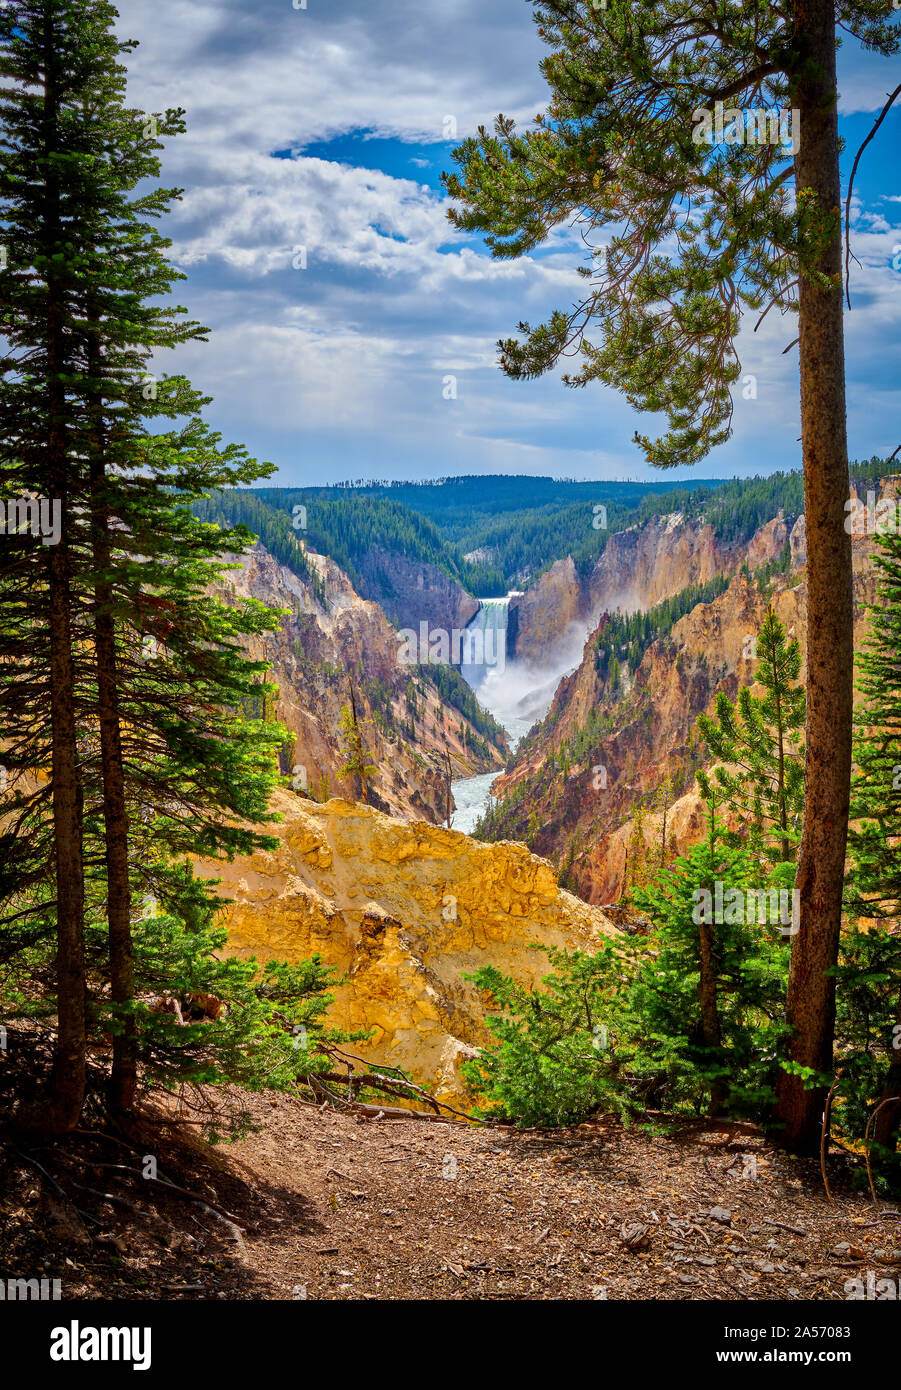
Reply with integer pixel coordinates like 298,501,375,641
450,595,571,833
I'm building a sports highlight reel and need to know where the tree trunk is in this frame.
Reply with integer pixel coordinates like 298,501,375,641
776,0,853,1153
87,346,136,1111
45,537,87,1133
36,12,87,1135
767,613,793,862
699,802,725,1113
697,916,725,1112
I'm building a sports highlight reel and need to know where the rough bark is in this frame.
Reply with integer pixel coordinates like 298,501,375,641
776,0,853,1153
45,537,87,1132
40,12,86,1133
87,337,136,1111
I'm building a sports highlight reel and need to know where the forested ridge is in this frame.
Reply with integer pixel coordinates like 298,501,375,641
197,461,899,600
195,487,483,593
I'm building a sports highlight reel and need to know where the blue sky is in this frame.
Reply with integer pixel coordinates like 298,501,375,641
116,0,901,485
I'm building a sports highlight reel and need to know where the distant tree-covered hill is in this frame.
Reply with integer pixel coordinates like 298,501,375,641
624,456,898,547
191,488,508,747
194,488,487,592
303,475,718,544
249,477,721,592
196,459,899,602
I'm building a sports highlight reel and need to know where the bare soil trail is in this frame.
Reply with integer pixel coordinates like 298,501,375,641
2,1089,897,1301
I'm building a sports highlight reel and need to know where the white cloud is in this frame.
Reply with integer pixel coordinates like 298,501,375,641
115,0,545,151
112,0,901,482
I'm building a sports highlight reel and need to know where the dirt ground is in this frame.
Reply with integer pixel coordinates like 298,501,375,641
2,1087,899,1301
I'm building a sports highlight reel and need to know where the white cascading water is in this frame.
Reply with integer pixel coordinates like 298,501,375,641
451,593,582,833
458,597,509,692
452,598,513,835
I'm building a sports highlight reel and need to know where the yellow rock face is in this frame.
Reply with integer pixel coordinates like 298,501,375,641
204,792,615,1105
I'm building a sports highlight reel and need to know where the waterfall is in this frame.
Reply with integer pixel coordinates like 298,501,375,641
452,597,511,834
452,591,588,832
459,597,509,690
458,589,576,748
451,591,561,831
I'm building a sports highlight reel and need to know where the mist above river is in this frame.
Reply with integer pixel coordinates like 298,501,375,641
476,620,592,745
458,597,590,744
451,601,593,831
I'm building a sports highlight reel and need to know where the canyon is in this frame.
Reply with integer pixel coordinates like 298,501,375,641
508,509,796,669
209,477,894,1099
483,485,893,904
224,542,505,825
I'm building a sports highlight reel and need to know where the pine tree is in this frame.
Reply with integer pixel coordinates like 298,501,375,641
121,862,358,1140
648,775,675,874
0,0,294,1129
848,523,901,918
632,798,790,1119
466,801,792,1127
445,0,899,1152
625,806,650,894
841,520,901,1160
697,607,805,866
338,683,377,803
0,0,98,1130
463,943,628,1128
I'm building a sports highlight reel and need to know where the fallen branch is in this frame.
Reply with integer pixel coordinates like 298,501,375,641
308,1074,454,1123
89,1162,243,1226
764,1219,807,1237
312,1049,489,1124
326,1168,366,1186
312,1071,442,1114
820,1073,842,1207
8,1148,100,1229
72,1128,147,1157
10,1145,69,1199
70,1182,157,1219
77,1178,246,1258
182,1200,246,1258
864,1095,901,1204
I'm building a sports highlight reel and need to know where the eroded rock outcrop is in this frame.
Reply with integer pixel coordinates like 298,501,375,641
510,511,791,666
509,557,587,668
207,792,615,1103
355,545,480,636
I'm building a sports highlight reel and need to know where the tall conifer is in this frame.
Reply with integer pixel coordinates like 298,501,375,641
444,0,899,1150
0,0,288,1128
